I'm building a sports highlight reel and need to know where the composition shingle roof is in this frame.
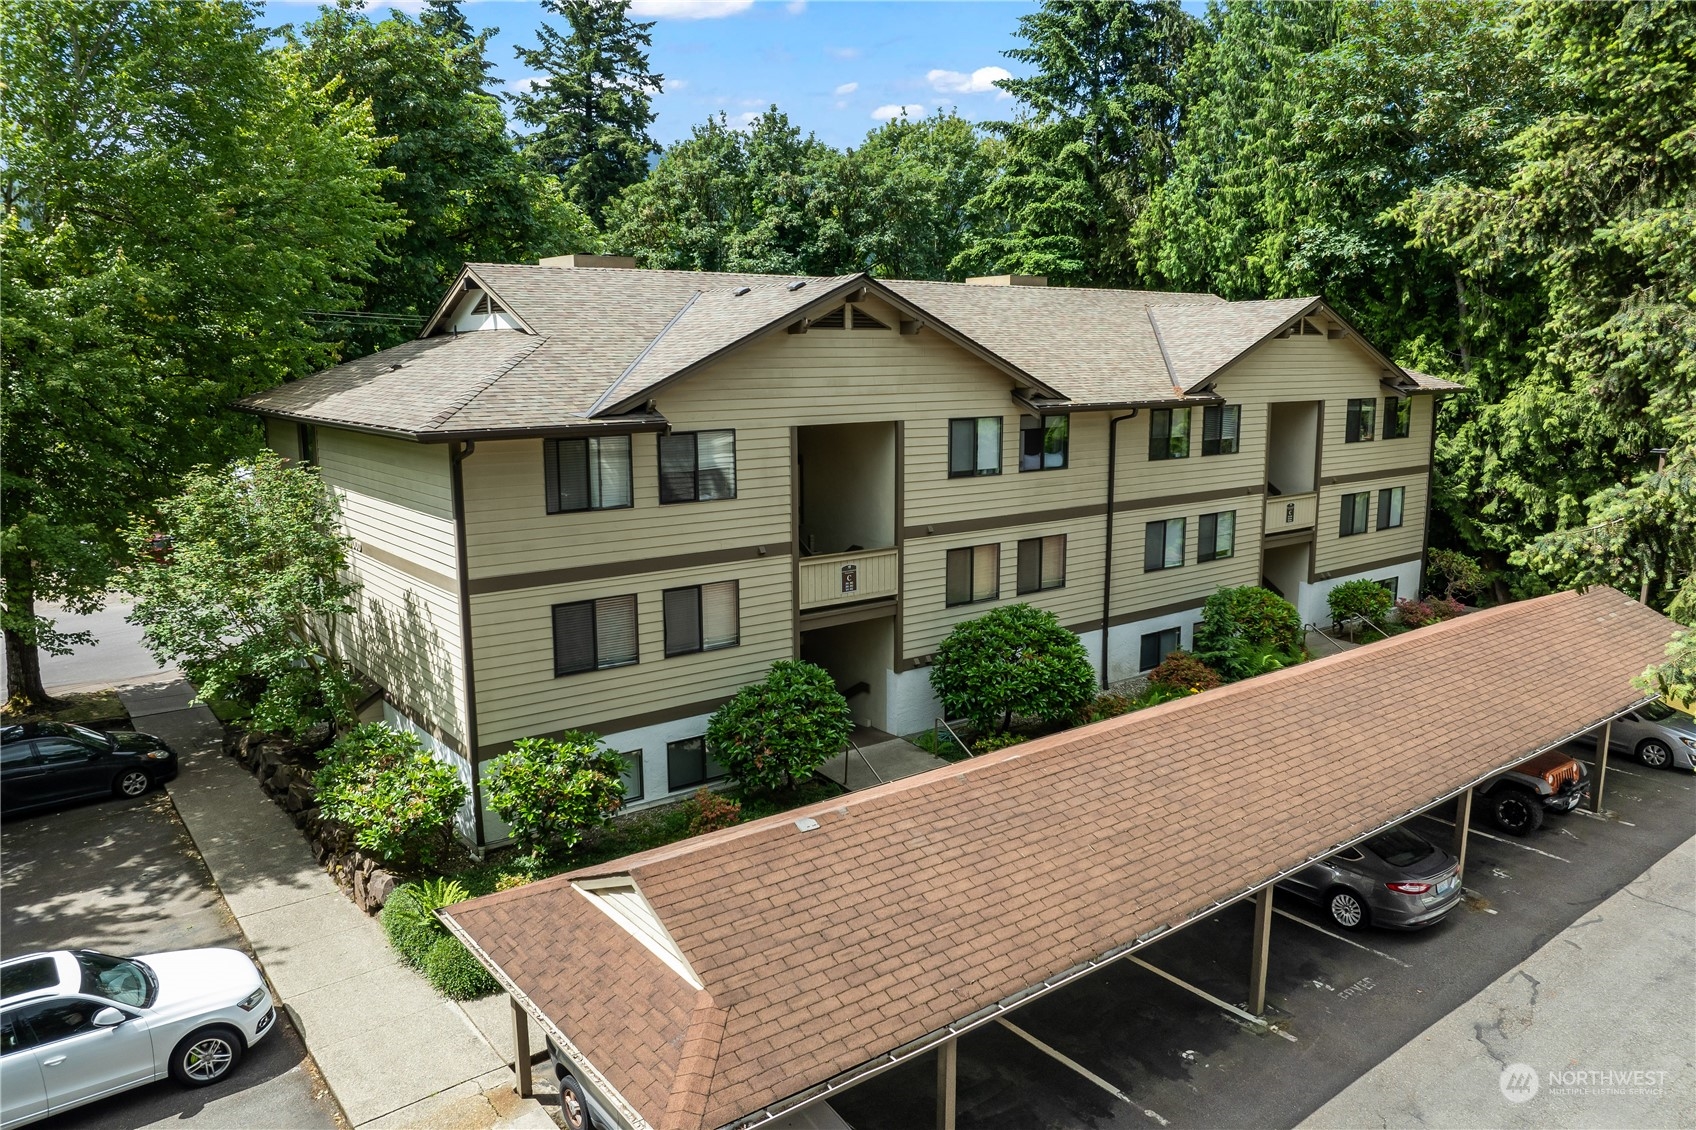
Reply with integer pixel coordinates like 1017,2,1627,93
239,264,1460,438
441,587,1676,1130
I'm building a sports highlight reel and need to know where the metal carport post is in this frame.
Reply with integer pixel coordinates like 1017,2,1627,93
1589,719,1613,812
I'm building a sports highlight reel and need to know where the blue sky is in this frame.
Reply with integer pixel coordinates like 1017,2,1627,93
260,0,1051,149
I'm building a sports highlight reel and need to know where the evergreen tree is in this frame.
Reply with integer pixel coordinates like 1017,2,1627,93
2,0,398,706
511,0,662,225
291,4,594,353
955,0,1195,286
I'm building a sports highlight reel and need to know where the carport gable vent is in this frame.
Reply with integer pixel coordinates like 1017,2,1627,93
573,877,702,989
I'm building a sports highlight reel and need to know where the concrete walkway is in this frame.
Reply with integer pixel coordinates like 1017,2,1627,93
117,676,554,1130
1301,833,1696,1129
818,727,953,790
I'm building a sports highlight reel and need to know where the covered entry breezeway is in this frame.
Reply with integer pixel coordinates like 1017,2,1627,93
442,587,1676,1130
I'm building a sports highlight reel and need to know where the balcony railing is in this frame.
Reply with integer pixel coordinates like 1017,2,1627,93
1265,492,1317,534
798,547,899,610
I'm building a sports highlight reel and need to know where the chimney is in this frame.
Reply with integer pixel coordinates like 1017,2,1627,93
539,254,637,269
965,274,1047,287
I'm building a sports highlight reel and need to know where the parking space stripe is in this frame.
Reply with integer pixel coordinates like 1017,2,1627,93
1272,908,1413,969
997,1019,1139,1106
1416,813,1571,862
1126,957,1300,1041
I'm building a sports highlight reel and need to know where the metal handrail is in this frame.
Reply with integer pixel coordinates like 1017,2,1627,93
933,717,973,759
831,739,885,791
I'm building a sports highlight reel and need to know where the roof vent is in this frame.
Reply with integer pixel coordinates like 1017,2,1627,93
732,286,751,296
795,817,820,831
786,280,807,292
965,274,1047,287
538,254,637,269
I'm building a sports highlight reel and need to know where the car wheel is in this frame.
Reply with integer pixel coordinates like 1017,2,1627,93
1635,739,1672,769
169,1025,244,1087
558,1075,593,1130
1325,888,1368,931
114,769,152,798
1488,787,1545,835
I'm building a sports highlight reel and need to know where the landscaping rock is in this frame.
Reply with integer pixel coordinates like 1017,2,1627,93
366,871,396,910
285,779,314,813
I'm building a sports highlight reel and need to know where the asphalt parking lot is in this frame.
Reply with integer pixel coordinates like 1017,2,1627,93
1,786,345,1130
831,746,1696,1129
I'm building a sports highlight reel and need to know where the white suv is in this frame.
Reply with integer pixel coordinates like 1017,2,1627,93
1,948,276,1129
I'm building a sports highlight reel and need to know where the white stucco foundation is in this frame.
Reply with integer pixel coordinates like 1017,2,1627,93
1296,558,1424,627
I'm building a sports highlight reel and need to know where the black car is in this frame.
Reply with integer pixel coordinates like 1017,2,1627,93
0,721,178,817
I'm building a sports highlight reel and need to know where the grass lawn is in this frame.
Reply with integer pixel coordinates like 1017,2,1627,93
2,688,130,729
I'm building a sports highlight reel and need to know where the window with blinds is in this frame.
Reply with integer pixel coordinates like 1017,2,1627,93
1016,535,1066,593
1201,404,1240,456
1377,486,1405,530
544,435,632,513
1144,518,1186,571
1339,491,1371,536
658,430,736,503
945,544,1000,606
551,595,638,676
1198,511,1235,562
662,581,739,657
1149,408,1191,460
948,417,1002,477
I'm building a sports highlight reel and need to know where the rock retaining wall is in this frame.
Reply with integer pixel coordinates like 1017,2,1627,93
223,728,397,914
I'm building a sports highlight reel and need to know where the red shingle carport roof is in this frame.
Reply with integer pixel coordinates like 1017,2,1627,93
441,587,1679,1130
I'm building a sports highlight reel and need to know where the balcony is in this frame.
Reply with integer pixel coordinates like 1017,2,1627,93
1265,492,1317,534
799,547,899,611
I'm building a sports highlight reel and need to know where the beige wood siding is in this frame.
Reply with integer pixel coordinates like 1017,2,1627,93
1314,473,1428,577
310,427,465,742
265,418,301,463
470,555,792,747
1111,499,1263,616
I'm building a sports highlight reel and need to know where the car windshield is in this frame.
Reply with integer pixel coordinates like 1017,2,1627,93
1,957,60,1001
1639,702,1691,725
76,952,156,1008
1364,827,1434,869
38,721,111,750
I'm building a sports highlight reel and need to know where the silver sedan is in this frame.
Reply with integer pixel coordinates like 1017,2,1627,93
1279,825,1462,931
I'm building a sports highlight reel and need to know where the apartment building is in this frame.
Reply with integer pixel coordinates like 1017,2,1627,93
241,256,1460,845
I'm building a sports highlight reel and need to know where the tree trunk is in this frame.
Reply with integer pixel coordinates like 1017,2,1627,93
4,623,58,712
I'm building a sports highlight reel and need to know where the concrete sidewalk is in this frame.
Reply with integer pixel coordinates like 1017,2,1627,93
118,676,554,1130
1301,833,1696,1129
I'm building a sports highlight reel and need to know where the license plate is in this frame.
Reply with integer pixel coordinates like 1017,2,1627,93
1437,876,1458,895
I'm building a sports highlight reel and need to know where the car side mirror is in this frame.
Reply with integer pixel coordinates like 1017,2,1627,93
91,1007,125,1028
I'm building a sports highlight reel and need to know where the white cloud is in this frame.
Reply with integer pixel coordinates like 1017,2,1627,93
826,46,861,60
629,0,755,19
734,111,761,131
508,75,546,95
927,65,1012,95
871,103,926,121
786,0,806,12
834,81,858,96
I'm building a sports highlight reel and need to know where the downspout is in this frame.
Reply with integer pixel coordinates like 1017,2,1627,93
450,440,486,849
1100,412,1138,689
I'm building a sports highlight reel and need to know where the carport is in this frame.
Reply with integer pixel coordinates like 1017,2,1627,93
440,587,1677,1130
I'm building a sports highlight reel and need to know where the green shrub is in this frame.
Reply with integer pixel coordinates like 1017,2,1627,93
379,878,468,969
1428,548,1485,601
1395,597,1441,628
1147,651,1222,693
1327,579,1394,627
423,934,498,1000
1194,586,1305,681
314,724,466,869
493,872,531,893
484,733,626,860
971,731,1028,756
683,788,741,835
706,660,852,793
1131,683,1187,709
929,604,1096,734
1076,692,1133,724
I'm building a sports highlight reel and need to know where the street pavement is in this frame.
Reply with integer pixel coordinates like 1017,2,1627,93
0,776,343,1130
34,600,166,694
1301,832,1696,1129
118,677,556,1130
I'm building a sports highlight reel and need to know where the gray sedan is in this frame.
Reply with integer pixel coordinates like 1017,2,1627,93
1278,825,1462,931
1599,702,1696,770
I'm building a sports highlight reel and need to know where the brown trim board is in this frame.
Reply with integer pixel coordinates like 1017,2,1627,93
1312,551,1424,585
799,597,898,631
1319,463,1431,488
898,486,1263,543
355,543,456,592
468,542,792,596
